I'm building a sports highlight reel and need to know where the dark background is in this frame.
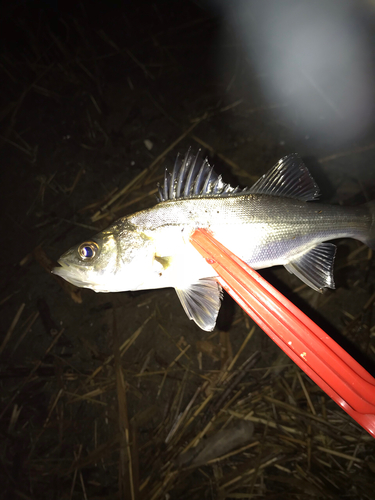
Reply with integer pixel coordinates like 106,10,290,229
1,1,375,498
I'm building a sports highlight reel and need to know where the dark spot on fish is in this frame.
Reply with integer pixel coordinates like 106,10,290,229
217,211,219,213
159,273,162,277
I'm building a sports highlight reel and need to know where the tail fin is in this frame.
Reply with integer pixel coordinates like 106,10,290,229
365,201,375,250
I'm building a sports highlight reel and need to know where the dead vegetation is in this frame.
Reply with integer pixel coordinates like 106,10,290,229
0,2,375,499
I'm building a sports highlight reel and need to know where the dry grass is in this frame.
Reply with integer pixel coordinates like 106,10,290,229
1,5,375,500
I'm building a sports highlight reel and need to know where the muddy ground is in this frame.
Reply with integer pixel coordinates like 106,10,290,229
1,1,375,499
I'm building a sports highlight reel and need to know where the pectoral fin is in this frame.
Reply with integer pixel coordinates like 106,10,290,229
284,243,337,292
175,278,223,331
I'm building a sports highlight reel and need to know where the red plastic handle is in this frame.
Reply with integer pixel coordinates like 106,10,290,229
190,228,375,438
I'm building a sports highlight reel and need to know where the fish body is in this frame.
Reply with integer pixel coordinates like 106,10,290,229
53,152,375,330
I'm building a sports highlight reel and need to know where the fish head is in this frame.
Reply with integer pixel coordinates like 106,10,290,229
52,220,158,292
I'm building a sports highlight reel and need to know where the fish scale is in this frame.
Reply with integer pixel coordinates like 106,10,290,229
131,195,371,267
53,151,375,331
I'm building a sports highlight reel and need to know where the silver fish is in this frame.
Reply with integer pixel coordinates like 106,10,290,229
53,151,375,331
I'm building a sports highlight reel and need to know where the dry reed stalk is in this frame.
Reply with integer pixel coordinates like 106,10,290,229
28,388,64,459
0,328,64,420
191,135,258,182
97,29,154,79
78,187,118,214
296,371,317,416
319,143,375,163
91,120,203,222
85,312,154,384
157,345,191,397
11,311,39,356
225,326,256,377
0,303,25,354
112,307,137,500
66,385,114,405
112,187,159,214
34,246,82,303
69,444,83,500
7,404,22,434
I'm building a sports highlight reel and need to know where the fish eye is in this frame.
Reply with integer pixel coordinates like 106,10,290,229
78,241,99,260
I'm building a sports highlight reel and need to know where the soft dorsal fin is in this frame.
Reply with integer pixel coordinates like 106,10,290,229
175,278,223,331
157,149,243,202
248,153,320,201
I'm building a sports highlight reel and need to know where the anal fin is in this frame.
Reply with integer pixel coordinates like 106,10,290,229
175,278,223,331
284,243,337,292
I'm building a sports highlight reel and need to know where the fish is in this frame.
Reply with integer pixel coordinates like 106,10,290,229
53,150,375,331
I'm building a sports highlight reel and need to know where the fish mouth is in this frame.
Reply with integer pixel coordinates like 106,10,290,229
52,260,93,288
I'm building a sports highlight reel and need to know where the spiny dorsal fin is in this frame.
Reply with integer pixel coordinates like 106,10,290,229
157,149,242,202
158,150,320,202
248,153,320,201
